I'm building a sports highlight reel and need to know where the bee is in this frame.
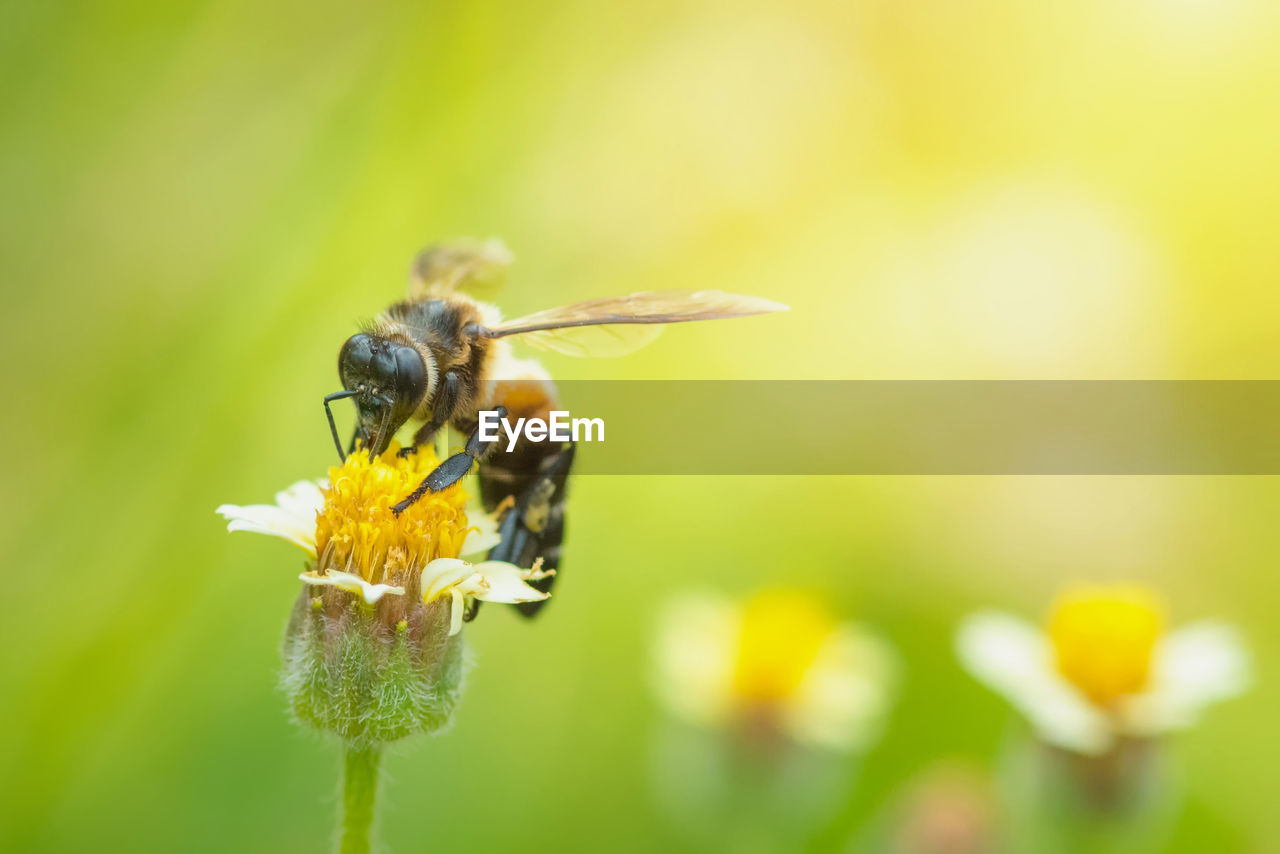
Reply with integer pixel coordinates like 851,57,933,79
325,240,787,615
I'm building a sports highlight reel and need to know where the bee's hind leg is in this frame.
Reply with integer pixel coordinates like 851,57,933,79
391,405,506,515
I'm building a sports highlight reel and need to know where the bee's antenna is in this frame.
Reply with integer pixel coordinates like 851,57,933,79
324,390,358,462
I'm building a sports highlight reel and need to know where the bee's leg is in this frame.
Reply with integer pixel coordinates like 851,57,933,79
398,371,461,458
391,405,507,515
484,442,575,617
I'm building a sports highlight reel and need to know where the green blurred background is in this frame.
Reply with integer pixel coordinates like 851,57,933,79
2,0,1278,850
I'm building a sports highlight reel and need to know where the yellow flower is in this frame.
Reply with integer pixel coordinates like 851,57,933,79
732,591,835,704
957,582,1250,755
313,443,475,583
216,442,546,632
654,589,896,753
1047,584,1165,707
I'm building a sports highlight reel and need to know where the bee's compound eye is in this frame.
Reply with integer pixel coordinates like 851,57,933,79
339,333,375,387
393,345,428,408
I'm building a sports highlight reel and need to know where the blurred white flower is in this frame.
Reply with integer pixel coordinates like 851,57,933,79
957,584,1250,755
654,589,896,753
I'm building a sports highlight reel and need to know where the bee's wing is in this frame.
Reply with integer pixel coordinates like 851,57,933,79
408,239,513,299
475,290,789,358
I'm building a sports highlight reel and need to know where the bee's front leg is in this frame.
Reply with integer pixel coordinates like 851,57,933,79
392,405,507,515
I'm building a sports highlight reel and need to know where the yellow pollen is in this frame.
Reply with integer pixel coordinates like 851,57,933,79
1046,583,1166,708
732,590,835,704
314,442,472,585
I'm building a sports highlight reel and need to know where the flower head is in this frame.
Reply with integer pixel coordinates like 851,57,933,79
957,582,1250,755
216,442,551,743
654,589,896,753
216,442,544,629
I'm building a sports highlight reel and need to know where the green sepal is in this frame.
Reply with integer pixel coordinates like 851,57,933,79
282,590,468,745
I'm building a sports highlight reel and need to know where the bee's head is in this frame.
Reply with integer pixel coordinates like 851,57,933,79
334,333,435,455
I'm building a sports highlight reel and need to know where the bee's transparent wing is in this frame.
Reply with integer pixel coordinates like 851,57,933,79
475,290,789,358
408,239,513,299
502,323,667,359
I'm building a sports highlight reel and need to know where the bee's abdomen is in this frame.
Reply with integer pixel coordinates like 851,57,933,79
481,443,573,616
476,374,573,617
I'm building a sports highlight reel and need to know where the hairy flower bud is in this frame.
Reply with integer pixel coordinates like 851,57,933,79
283,590,467,745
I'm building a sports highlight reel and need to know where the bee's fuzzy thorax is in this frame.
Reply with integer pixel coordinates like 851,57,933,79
378,295,498,426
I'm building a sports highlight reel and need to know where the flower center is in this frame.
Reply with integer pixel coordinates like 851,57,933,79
1046,584,1165,708
732,590,835,704
315,443,471,585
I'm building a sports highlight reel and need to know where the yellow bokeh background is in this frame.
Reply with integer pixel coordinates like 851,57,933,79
2,0,1277,850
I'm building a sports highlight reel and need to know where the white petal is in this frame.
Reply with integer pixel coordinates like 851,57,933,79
216,478,324,557
782,624,897,753
469,561,551,604
419,558,480,602
460,502,502,557
448,589,465,635
651,592,738,728
274,479,326,518
1122,621,1251,735
956,612,1112,755
217,504,317,556
300,570,404,604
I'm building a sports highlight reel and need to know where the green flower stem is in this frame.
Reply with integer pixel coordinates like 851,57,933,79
339,743,382,854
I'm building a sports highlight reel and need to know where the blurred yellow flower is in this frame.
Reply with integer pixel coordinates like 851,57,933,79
216,442,546,629
654,589,896,753
1047,584,1165,707
733,591,835,704
957,583,1250,755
